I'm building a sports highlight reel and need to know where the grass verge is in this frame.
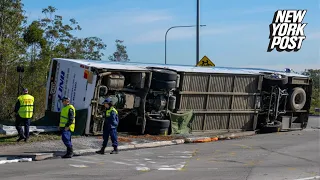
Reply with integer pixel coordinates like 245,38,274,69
0,132,80,146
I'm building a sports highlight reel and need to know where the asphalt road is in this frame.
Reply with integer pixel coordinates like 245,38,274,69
0,117,319,180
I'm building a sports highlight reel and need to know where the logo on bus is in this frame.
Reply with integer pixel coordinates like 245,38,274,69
50,82,56,94
57,70,65,111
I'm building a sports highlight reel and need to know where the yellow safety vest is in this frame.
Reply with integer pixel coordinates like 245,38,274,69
18,94,34,119
59,104,76,132
106,106,118,117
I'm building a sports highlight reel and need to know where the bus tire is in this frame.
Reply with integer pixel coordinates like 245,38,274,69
146,127,169,135
289,87,306,111
261,121,282,133
151,80,176,90
146,118,170,129
152,69,178,81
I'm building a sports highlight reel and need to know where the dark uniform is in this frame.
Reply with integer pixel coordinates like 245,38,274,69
96,98,119,155
14,88,34,142
59,96,76,158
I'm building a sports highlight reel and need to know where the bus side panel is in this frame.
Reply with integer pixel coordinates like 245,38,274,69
48,59,88,112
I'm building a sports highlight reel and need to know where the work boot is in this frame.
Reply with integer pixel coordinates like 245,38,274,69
96,146,106,155
110,147,118,154
62,147,73,158
17,136,25,142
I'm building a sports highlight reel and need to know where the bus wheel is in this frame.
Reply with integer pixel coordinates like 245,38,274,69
152,69,178,81
261,121,282,133
289,87,306,112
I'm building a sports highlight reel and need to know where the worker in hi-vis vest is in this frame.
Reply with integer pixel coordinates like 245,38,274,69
59,96,76,158
14,88,34,142
96,98,119,155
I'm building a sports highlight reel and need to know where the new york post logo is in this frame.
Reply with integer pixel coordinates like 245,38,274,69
267,10,307,52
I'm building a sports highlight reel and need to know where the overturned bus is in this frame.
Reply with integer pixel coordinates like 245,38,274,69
45,58,312,135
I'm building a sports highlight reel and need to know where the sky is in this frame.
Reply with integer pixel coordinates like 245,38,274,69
23,0,320,72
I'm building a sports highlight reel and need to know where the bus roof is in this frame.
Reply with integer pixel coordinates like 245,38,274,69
53,58,308,78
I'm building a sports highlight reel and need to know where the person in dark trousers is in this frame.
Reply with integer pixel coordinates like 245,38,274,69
14,88,34,142
96,98,119,155
59,96,76,158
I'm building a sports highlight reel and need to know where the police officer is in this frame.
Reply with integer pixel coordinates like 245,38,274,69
14,88,34,142
59,96,76,158
96,98,119,155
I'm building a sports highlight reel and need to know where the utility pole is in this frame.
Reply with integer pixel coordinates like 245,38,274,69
196,0,200,65
16,65,24,96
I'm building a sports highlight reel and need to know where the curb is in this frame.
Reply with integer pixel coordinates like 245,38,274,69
0,153,55,163
72,139,186,156
0,131,255,164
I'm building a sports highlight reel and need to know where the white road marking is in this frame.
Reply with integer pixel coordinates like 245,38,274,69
136,167,150,171
179,156,192,158
158,155,192,158
171,151,193,153
124,159,139,161
69,164,88,168
68,150,194,171
0,158,32,165
159,165,170,168
69,159,97,164
157,162,186,170
167,154,193,156
112,161,134,166
294,176,320,180
158,168,180,170
0,160,19,164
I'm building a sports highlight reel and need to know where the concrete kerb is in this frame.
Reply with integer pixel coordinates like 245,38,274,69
73,139,186,156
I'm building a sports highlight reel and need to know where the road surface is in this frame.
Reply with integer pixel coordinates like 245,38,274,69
0,117,319,180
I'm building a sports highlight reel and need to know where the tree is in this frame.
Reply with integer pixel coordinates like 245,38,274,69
302,69,320,114
67,37,107,60
108,39,129,62
0,0,26,121
302,69,320,89
0,4,108,123
36,6,107,62
22,6,107,119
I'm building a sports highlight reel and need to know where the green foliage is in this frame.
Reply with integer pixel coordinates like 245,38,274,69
0,0,27,120
302,69,320,114
108,39,129,61
0,3,109,123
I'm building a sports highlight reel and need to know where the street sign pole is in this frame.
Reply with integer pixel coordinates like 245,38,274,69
196,0,200,65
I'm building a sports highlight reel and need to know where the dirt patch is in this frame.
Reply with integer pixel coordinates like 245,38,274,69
118,137,132,142
96,136,132,142
0,133,79,146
